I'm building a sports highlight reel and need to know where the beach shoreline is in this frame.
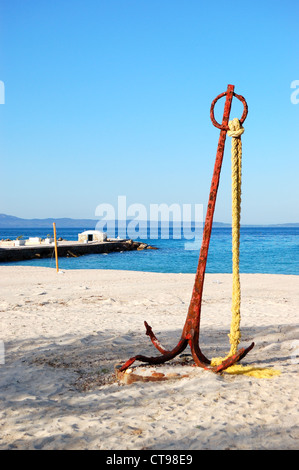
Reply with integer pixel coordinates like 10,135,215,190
0,266,298,450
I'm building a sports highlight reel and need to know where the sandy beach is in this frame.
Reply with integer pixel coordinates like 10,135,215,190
0,265,298,450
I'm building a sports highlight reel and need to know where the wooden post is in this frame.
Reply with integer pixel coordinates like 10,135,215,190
53,222,59,272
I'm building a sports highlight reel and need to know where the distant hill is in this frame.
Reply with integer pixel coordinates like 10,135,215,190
0,214,297,229
0,214,229,229
268,223,299,227
0,214,98,228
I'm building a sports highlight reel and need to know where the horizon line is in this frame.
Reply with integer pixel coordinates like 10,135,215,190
0,213,298,227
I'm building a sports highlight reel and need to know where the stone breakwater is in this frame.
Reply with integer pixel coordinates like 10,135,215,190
0,239,157,263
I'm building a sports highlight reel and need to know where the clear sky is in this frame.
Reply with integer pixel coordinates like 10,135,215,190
0,0,298,224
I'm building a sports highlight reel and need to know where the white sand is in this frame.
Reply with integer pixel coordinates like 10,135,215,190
0,266,298,450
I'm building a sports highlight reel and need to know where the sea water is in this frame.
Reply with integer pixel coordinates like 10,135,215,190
0,226,298,275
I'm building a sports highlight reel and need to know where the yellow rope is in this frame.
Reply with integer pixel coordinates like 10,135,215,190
227,118,243,356
211,118,280,378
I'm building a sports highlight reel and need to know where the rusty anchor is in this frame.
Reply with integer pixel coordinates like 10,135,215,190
118,84,254,375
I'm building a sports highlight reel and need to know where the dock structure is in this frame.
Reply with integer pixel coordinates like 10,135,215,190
0,239,156,263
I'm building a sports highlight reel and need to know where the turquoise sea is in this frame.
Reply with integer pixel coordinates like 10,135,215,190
0,226,298,275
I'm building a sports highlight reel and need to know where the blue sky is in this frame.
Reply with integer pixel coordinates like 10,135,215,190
0,0,298,224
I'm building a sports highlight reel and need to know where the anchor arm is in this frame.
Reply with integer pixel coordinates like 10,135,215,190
119,337,189,372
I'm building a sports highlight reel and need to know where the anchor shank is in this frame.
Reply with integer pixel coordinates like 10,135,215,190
182,84,235,340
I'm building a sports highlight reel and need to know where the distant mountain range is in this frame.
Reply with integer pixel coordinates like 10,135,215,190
0,214,101,228
0,214,298,228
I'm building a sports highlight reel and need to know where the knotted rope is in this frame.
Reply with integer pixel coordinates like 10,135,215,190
227,117,244,356
211,118,280,378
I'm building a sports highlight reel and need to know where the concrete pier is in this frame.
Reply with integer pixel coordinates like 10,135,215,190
0,239,157,263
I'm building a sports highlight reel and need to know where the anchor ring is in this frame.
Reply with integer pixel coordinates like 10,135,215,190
210,91,248,130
